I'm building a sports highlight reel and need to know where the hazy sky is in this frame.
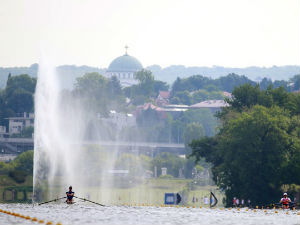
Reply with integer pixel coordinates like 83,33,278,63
0,0,299,68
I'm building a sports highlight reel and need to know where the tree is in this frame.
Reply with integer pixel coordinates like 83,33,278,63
171,91,192,105
115,153,151,177
134,69,155,97
4,74,36,113
5,74,36,97
226,84,268,111
74,72,126,114
217,73,256,92
183,122,205,153
154,80,169,94
190,105,300,207
6,88,34,113
192,90,210,103
223,84,300,116
11,150,34,174
75,72,107,98
260,78,273,90
181,109,218,137
204,84,219,92
152,152,185,177
107,75,122,98
171,77,184,95
273,80,288,90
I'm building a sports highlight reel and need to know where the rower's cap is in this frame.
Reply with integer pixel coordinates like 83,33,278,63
69,186,72,189
283,193,287,196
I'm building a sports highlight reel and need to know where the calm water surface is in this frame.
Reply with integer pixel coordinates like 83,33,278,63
0,203,299,225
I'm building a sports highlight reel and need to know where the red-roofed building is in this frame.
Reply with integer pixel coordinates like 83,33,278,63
156,91,171,106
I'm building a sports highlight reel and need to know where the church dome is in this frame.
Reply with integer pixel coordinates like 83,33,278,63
107,54,143,72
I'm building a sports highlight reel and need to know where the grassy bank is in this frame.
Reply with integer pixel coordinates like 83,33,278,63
0,176,223,206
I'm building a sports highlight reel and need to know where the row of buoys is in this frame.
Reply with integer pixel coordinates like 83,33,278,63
118,203,300,215
0,208,62,225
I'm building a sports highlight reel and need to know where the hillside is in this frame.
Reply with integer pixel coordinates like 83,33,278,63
146,65,300,84
0,64,299,89
0,64,106,90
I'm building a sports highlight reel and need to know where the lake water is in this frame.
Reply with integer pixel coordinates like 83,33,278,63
0,203,299,225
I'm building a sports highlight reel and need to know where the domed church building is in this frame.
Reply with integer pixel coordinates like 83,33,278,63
106,46,143,87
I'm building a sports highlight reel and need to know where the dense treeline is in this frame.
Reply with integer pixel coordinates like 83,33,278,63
0,74,36,127
0,151,33,183
170,73,300,105
123,69,169,105
1,64,299,89
172,73,255,94
123,108,217,144
0,71,298,143
73,72,125,116
190,84,300,206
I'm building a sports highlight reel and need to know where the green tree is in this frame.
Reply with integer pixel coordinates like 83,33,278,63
152,152,185,177
134,69,155,97
0,74,36,128
171,91,192,105
204,84,219,92
154,80,169,94
171,77,184,95
5,74,36,97
6,89,34,113
183,122,205,153
181,109,218,136
190,105,300,206
4,74,36,113
11,150,34,174
223,84,300,116
124,69,158,105
74,72,109,114
192,90,210,103
217,73,256,92
107,75,122,98
75,72,107,98
115,153,151,177
260,78,273,90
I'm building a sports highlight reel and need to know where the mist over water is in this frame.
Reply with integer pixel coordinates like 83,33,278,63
32,57,217,206
33,57,125,203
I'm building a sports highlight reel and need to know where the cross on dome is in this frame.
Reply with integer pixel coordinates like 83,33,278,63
125,45,129,55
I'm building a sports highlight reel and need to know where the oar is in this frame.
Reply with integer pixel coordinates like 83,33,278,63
74,196,105,206
38,197,66,205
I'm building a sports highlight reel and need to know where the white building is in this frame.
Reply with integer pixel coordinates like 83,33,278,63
7,112,34,135
106,46,143,87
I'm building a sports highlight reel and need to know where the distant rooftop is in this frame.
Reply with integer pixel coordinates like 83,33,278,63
190,100,229,108
158,91,170,99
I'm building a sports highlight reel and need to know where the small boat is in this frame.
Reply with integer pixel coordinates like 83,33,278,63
66,200,75,204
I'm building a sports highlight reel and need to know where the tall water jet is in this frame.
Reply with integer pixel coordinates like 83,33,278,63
33,56,153,204
33,57,112,202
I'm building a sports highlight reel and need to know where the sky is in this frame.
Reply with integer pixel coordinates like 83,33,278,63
0,0,299,68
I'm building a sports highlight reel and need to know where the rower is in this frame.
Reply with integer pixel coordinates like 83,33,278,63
280,193,291,209
66,186,74,203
